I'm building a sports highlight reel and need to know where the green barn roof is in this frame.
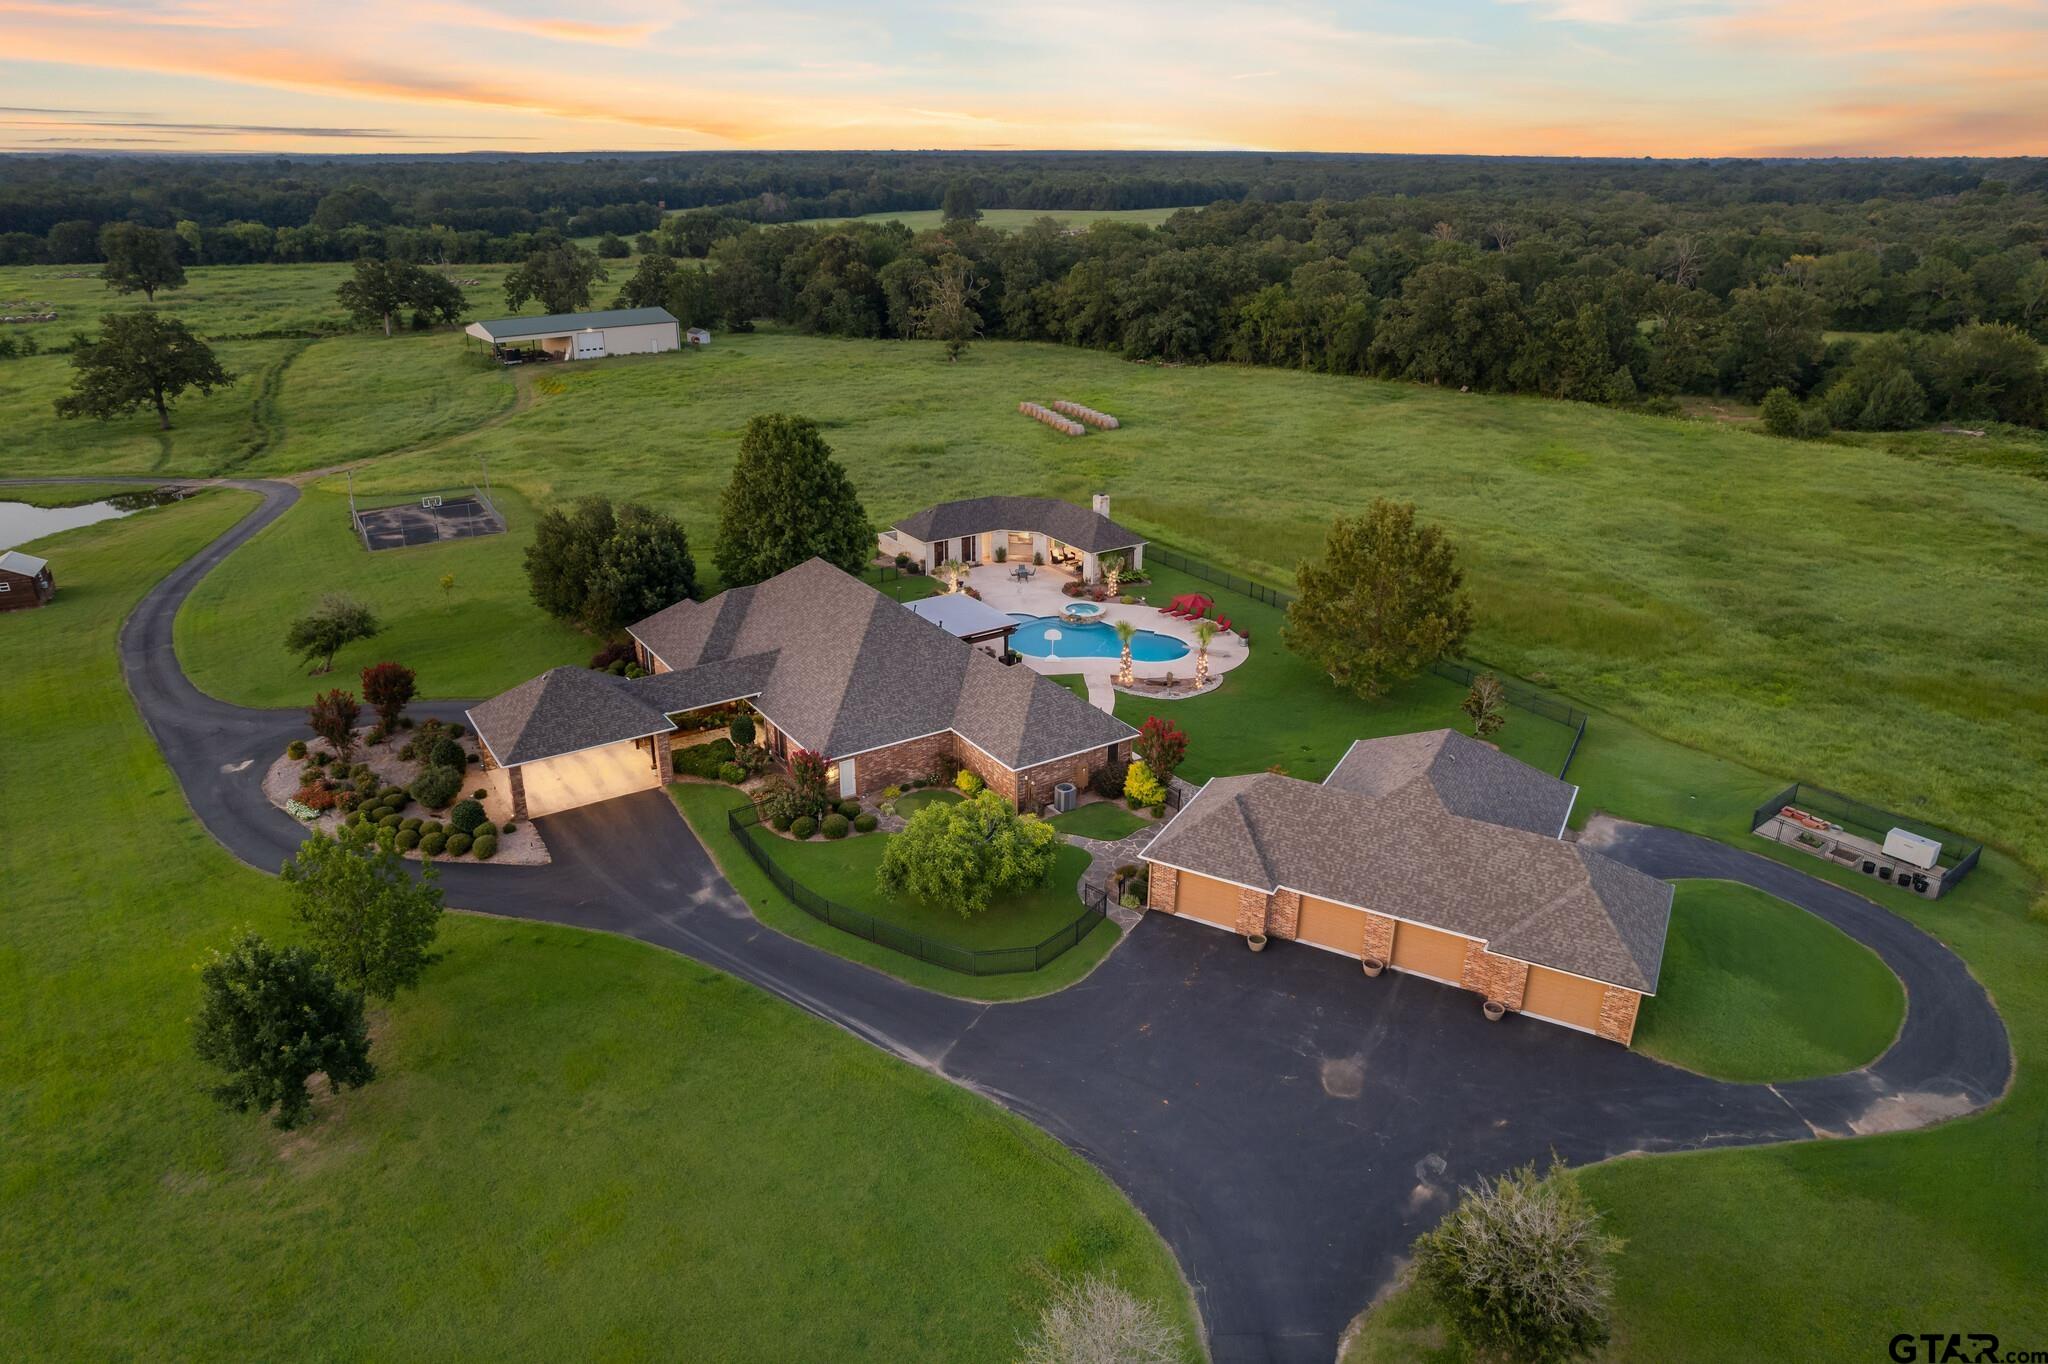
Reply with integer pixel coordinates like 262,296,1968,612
467,307,678,340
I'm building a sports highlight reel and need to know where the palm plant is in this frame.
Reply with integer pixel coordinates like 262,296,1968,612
1113,618,1137,687
1193,619,1219,687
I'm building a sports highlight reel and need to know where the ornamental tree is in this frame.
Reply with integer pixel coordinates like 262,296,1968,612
307,689,361,759
284,594,381,674
876,789,1059,918
1412,1159,1620,1364
52,311,234,431
789,748,830,814
1133,715,1187,786
1282,500,1473,700
1461,672,1507,740
192,932,375,1130
281,821,444,1001
713,414,872,587
360,661,416,732
1113,619,1137,687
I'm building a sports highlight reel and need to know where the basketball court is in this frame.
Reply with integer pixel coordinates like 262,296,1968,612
352,492,506,551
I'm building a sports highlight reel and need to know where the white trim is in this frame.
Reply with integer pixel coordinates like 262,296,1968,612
1557,784,1580,840
1517,1007,1601,1037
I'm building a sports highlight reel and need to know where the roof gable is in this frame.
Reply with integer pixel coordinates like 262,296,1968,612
0,550,49,577
890,496,1146,554
1324,730,1577,837
465,667,671,767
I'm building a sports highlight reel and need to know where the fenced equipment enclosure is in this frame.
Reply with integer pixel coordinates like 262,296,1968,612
350,485,506,552
1751,781,1981,896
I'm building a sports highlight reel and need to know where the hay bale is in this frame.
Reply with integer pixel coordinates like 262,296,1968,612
1019,401,1085,436
1051,399,1119,430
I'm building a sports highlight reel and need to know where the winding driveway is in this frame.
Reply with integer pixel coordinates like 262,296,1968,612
82,478,2011,1362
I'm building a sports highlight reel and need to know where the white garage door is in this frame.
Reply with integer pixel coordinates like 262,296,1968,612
520,741,659,816
573,331,607,360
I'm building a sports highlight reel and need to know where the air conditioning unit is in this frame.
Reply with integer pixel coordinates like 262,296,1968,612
1053,782,1078,813
1883,827,1941,870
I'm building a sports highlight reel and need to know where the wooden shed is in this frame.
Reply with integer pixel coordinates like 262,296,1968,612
0,550,56,611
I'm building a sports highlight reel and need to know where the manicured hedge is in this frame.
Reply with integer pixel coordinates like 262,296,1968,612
719,761,747,784
445,832,472,856
790,816,816,840
853,812,878,833
449,799,488,836
836,799,861,820
472,835,497,860
821,813,850,840
410,764,462,810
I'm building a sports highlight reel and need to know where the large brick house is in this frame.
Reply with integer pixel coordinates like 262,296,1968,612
1142,731,1672,1043
468,558,1135,820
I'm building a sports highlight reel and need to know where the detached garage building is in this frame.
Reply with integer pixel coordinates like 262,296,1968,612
1142,731,1671,1044
464,306,680,363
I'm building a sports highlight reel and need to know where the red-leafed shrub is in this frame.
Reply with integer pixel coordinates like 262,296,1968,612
360,661,416,732
293,784,341,811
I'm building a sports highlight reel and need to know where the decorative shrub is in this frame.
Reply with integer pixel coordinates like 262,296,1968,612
790,816,817,840
472,835,498,860
419,832,446,857
771,809,794,832
1091,759,1129,800
718,761,748,784
993,545,1007,563
836,799,862,819
444,832,472,857
395,829,419,851
821,813,850,839
366,726,388,747
502,821,517,834
790,749,830,808
292,784,340,811
400,816,422,833
589,640,637,671
729,713,756,746
284,798,320,822
674,737,737,780
1123,760,1167,808
421,820,443,837
398,741,417,761
894,551,911,568
286,739,307,760
378,813,403,830
471,789,487,800
448,799,488,836
378,784,403,802
408,764,462,810
853,812,878,833
398,715,415,730
734,743,773,775
955,769,983,796
881,784,903,800
1032,552,1044,566
428,737,466,770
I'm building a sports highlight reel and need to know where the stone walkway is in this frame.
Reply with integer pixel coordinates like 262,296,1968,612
1084,674,1116,712
1067,821,1165,927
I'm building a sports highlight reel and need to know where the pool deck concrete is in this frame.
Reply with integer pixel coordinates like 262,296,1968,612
958,562,1250,689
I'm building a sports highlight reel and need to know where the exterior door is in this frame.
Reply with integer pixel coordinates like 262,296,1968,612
959,535,977,564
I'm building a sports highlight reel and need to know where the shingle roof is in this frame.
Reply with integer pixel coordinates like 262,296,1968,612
0,550,50,577
891,497,1146,554
1325,730,1578,837
468,307,678,340
628,559,1133,767
465,667,673,768
1145,760,1669,993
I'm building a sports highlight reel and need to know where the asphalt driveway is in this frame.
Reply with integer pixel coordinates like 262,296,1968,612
89,478,2012,1363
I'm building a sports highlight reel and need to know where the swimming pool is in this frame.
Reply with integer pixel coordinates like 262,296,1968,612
1007,614,1191,662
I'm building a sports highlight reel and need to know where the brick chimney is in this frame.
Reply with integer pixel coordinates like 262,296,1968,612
1092,492,1111,518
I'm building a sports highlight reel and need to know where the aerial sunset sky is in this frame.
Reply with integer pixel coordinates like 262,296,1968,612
3,0,2044,156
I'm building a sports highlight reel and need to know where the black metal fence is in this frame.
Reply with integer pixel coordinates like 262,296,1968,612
1751,782,1983,880
1145,542,1590,778
725,801,1108,975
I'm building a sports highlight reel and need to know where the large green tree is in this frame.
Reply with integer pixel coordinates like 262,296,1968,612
525,495,698,631
713,414,872,586
1721,284,1826,398
192,933,375,1130
98,223,186,302
52,311,233,431
282,822,445,1001
1283,499,1474,699
876,790,1059,917
912,253,984,361
503,243,607,315
284,594,381,675
336,258,466,337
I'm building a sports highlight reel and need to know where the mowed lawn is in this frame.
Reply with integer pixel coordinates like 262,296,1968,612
1632,879,1904,1082
1,493,1197,1360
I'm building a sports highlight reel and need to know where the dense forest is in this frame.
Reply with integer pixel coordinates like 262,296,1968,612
5,151,2046,429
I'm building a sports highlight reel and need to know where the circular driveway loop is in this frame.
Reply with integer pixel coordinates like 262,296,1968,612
100,479,2011,1364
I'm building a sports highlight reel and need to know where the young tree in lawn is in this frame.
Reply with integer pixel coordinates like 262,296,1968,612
438,572,456,607
580,503,699,632
336,258,465,337
876,789,1059,917
1133,715,1188,786
284,594,381,674
913,253,984,361
281,822,445,1001
192,932,375,1130
1283,500,1473,700
1113,619,1138,688
98,223,186,302
359,661,417,732
713,414,873,587
1758,386,1801,437
52,311,234,431
1461,672,1507,740
1412,1159,1620,1364
503,242,607,314
307,688,361,759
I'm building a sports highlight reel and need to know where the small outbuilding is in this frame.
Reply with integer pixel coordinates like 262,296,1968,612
686,327,712,346
0,549,55,611
465,307,680,364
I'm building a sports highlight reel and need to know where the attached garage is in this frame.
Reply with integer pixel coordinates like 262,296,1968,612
1389,921,1472,984
1520,967,1610,1034
1296,895,1364,953
516,739,664,818
1174,871,1244,929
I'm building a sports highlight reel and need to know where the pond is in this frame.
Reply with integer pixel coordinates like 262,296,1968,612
0,488,181,551
1006,613,1191,662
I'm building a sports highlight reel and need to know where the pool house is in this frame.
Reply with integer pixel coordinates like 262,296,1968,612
880,494,1147,585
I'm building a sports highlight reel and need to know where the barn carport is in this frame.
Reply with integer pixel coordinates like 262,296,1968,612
467,666,678,821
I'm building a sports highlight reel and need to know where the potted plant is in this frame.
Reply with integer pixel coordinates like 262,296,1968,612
1362,955,1385,977
1482,999,1507,1022
1246,932,1268,953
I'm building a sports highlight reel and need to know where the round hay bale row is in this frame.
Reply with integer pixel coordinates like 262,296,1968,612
1051,399,1119,430
1019,401,1085,436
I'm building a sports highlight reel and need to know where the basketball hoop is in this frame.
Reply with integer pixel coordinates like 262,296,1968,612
421,495,443,510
